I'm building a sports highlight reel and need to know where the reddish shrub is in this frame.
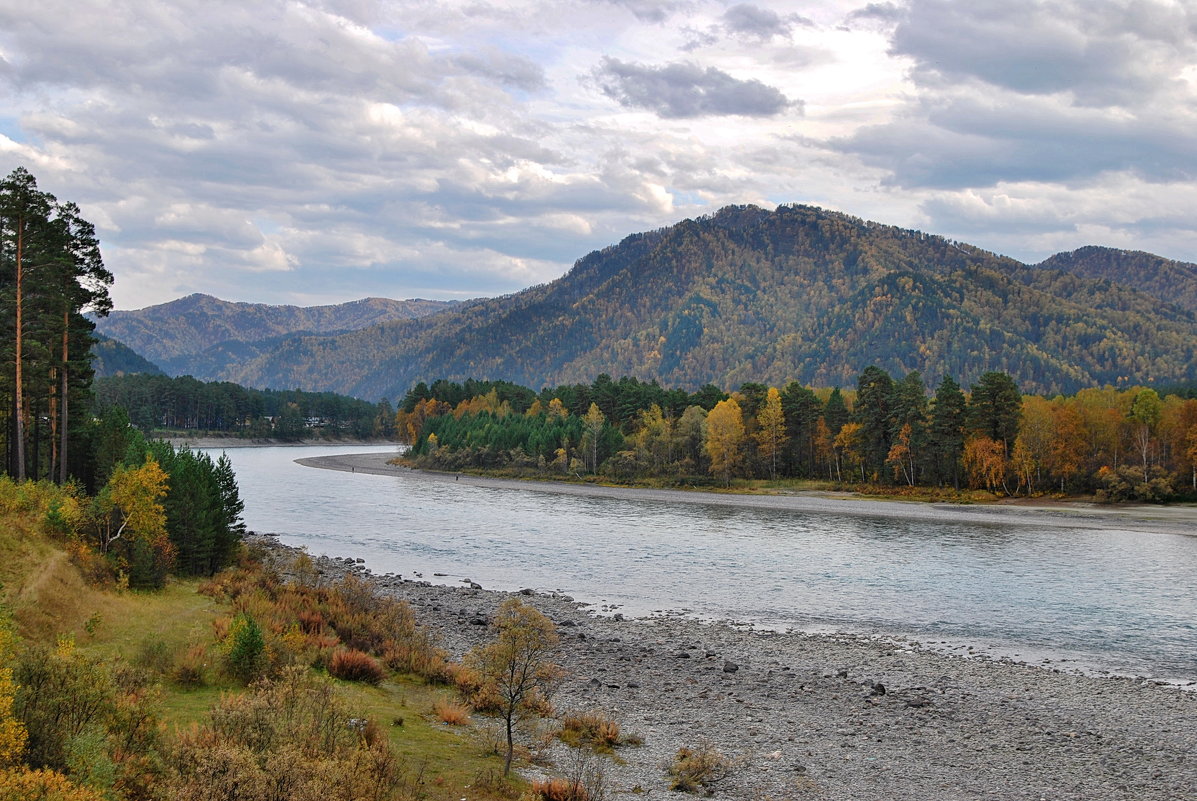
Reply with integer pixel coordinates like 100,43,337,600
328,649,386,684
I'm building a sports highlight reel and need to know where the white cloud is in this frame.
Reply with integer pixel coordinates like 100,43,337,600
0,0,1193,310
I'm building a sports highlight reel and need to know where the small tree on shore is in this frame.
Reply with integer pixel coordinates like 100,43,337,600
467,598,560,775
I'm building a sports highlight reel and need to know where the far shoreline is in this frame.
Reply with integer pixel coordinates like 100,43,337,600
295,450,1197,538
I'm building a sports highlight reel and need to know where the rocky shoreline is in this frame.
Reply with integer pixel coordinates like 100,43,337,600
250,533,1196,801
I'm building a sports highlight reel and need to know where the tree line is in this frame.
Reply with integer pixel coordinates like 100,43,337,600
399,371,1197,501
1,167,112,483
92,373,393,441
1,168,246,588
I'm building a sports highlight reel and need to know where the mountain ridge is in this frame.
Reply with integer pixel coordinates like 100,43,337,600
94,293,460,374
96,205,1197,399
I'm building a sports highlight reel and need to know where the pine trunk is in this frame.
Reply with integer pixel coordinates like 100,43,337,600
59,316,70,483
13,216,25,481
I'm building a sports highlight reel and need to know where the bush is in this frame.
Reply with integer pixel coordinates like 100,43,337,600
432,698,471,725
328,649,386,685
172,644,208,687
558,710,621,752
170,667,404,801
530,777,592,801
1095,465,1175,503
666,743,730,794
223,614,265,683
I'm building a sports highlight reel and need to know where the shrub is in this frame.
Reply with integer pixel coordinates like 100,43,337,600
328,649,386,685
0,767,106,800
531,777,592,801
133,639,174,676
170,667,404,801
559,710,621,752
666,743,730,794
172,644,208,687
223,613,266,683
432,698,471,726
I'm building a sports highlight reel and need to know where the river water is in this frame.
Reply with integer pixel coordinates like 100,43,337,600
207,444,1197,683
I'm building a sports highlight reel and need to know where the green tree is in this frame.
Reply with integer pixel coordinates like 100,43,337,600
1129,388,1163,477
854,366,894,481
967,372,1022,451
467,599,559,775
1,168,111,484
927,375,967,488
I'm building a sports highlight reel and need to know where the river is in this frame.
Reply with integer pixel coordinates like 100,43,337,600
205,444,1197,683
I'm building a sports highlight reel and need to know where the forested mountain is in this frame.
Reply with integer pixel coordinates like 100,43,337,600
1035,246,1197,314
93,293,457,377
90,333,163,377
216,205,1196,399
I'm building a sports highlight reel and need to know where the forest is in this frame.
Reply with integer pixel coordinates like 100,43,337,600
1,168,246,586
92,373,393,441
399,372,1197,502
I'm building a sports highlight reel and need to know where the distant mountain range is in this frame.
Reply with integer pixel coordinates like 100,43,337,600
92,205,1197,399
93,294,457,377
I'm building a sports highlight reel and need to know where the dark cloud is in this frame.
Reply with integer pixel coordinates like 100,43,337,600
890,0,1197,106
721,3,811,40
837,94,1197,189
601,0,690,23
845,3,904,24
594,58,795,118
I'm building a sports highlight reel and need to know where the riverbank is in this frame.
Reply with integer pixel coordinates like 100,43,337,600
250,533,1196,800
296,451,1197,537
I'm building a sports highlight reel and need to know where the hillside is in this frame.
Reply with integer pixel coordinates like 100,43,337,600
218,205,1197,398
90,333,164,377
1035,246,1197,314
93,294,458,377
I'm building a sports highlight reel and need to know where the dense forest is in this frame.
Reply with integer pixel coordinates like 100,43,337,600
155,204,1197,400
92,373,393,440
399,372,1197,502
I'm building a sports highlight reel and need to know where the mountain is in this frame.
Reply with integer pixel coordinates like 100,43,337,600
90,333,164,377
93,294,458,378
1035,246,1197,314
215,205,1197,399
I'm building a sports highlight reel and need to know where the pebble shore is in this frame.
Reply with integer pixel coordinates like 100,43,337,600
251,533,1196,801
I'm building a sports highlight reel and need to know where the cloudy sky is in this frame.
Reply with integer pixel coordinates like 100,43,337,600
2,0,1195,310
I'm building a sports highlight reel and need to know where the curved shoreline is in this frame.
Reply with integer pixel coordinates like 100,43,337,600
253,533,1197,800
296,451,1197,537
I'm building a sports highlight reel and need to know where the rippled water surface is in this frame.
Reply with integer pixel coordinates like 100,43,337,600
209,445,1197,681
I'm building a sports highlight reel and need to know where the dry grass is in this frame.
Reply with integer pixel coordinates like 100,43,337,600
432,697,471,725
666,743,730,794
529,777,592,801
558,710,622,752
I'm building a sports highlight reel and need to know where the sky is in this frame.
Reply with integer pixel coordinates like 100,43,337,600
2,0,1195,311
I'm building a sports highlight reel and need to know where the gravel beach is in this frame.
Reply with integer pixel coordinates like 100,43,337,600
250,479,1197,801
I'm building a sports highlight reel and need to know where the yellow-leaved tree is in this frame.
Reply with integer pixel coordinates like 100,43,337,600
467,599,560,775
705,398,745,485
92,456,172,589
754,387,786,480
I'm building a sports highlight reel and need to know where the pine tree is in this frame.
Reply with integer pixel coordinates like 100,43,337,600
927,375,967,488
854,366,894,481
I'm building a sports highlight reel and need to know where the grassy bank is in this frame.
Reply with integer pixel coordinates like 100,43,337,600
0,489,535,801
